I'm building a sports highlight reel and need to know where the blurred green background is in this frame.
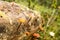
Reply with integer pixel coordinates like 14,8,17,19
2,0,60,40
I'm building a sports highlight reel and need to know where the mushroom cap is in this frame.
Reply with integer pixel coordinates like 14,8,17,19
33,33,40,38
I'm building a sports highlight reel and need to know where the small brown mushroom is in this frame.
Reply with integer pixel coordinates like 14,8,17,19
33,33,40,38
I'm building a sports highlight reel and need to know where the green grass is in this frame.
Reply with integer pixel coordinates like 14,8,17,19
16,1,60,40
2,0,60,40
